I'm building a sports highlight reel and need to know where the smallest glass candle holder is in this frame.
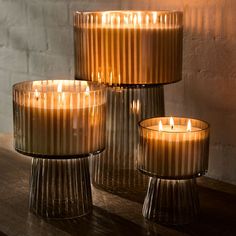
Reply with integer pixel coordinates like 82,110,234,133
138,117,210,225
13,80,106,219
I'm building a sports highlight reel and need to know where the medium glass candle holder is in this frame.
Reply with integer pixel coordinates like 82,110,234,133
138,117,210,225
13,80,106,218
91,85,164,199
74,10,183,85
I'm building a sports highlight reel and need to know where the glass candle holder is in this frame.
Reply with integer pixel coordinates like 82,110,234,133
138,117,210,225
73,10,184,199
74,10,183,85
13,80,106,218
91,86,164,200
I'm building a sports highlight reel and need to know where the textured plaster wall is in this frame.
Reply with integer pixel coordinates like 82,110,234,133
0,0,235,185
122,0,236,185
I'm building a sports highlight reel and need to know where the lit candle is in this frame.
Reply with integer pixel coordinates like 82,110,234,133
13,80,106,156
74,11,183,85
138,117,210,178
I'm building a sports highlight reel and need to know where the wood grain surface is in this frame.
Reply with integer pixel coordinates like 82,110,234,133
0,134,235,236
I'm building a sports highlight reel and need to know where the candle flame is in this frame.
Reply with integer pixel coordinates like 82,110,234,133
133,15,137,25
35,89,39,100
146,14,149,25
111,15,114,26
153,13,157,24
170,117,174,129
85,86,90,96
159,120,163,131
117,15,120,25
57,82,62,93
124,16,128,24
138,14,142,24
187,119,192,132
164,14,167,24
102,14,106,24
160,15,163,23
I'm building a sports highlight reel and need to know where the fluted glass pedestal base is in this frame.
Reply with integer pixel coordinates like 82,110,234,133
92,86,164,200
143,178,199,225
29,157,92,219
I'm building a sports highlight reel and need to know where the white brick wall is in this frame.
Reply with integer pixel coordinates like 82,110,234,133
0,0,235,185
0,48,27,72
0,0,121,133
123,0,236,185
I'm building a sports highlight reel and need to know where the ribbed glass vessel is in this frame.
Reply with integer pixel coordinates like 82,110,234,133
12,80,106,218
74,11,183,85
30,157,92,218
13,80,106,157
138,116,210,225
91,86,164,198
143,178,199,225
138,117,210,179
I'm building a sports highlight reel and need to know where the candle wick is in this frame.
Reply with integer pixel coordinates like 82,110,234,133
171,125,174,130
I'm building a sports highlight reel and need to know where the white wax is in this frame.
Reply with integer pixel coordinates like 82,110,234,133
148,125,201,133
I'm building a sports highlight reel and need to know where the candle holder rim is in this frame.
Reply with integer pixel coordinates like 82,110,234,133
74,10,183,15
75,76,182,88
14,147,105,159
138,116,210,133
12,79,106,94
138,167,207,179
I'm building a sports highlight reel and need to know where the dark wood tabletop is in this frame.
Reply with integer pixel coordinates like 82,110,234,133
0,134,236,236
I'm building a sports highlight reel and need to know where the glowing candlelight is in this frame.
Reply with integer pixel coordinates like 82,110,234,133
138,117,209,177
170,117,174,130
187,119,192,132
159,120,163,131
13,80,106,156
138,117,210,225
74,11,183,85
57,81,62,93
35,89,39,100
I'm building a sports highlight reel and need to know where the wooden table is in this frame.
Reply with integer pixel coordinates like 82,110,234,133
0,134,235,236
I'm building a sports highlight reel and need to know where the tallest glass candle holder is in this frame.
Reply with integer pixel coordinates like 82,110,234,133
74,11,183,199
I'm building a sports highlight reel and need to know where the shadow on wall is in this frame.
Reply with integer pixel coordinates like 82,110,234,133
159,0,236,185
122,0,236,185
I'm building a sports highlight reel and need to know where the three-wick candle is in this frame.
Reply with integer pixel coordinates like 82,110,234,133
138,117,210,178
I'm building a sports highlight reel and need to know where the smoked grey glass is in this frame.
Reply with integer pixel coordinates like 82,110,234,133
91,86,164,198
74,11,183,85
13,80,106,218
73,10,184,198
138,117,210,225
